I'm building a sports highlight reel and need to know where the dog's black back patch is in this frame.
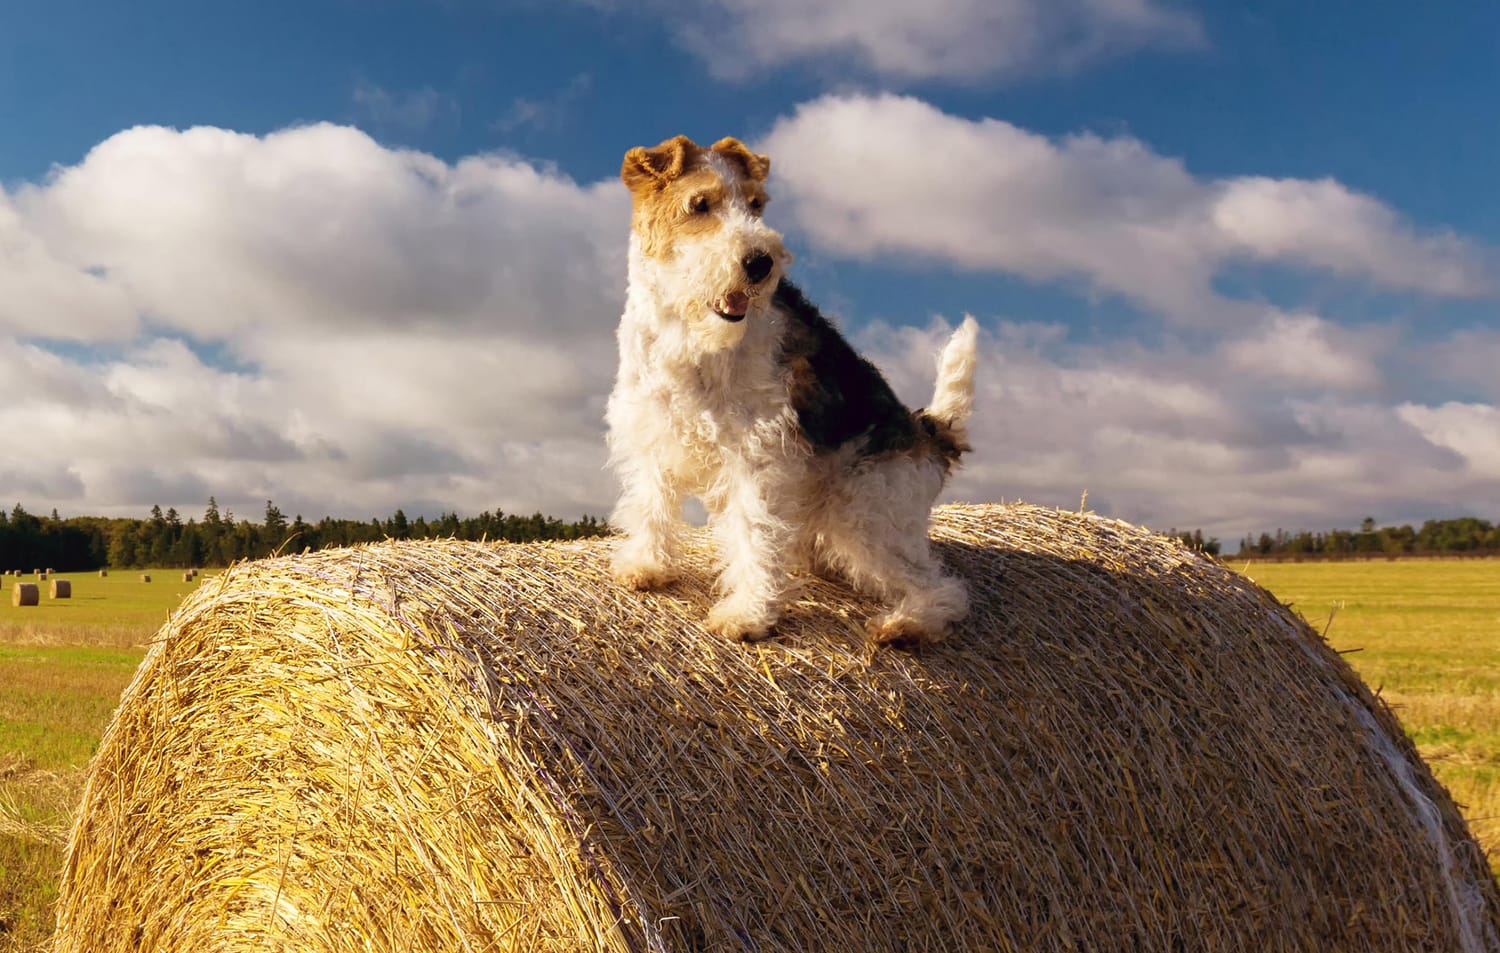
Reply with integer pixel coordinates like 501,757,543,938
775,281,923,457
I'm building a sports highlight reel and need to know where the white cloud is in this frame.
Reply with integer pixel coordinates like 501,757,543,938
2,105,1496,549
760,94,1493,322
1212,177,1489,296
1397,402,1500,480
0,190,140,339
1219,312,1383,392
1423,327,1500,402
601,0,1203,84
0,123,627,520
858,319,1500,544
15,123,625,341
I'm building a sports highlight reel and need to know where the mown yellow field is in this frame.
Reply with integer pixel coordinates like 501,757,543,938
0,557,1495,949
1236,558,1500,877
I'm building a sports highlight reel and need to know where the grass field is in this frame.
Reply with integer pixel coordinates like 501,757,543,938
0,558,1495,948
1235,558,1500,880
0,570,195,948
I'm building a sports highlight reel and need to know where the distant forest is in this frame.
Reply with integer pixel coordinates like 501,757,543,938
1234,517,1500,560
0,499,609,572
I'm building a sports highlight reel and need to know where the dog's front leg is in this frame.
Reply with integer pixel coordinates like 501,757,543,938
703,454,797,642
609,455,684,591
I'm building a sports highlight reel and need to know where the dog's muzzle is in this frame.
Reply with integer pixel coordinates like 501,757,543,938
711,251,778,322
713,292,751,322
742,251,774,284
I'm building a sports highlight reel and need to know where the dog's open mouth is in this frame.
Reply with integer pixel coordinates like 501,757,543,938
712,291,751,322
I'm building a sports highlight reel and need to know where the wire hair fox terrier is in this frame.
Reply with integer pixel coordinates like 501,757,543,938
605,133,980,646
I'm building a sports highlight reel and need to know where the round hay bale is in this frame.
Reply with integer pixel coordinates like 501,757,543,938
11,582,38,607
140,573,151,583
49,579,72,599
99,569,109,577
56,504,1500,952
182,571,194,583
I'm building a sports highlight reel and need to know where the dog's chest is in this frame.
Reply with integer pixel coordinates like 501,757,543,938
619,342,796,485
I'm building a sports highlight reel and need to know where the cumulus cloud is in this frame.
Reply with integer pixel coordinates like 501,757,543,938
1397,402,1500,481
1,123,628,520
1219,312,1384,392
593,0,1203,84
760,94,1493,322
1422,328,1500,402
1212,177,1488,296
3,103,1497,548
859,319,1500,543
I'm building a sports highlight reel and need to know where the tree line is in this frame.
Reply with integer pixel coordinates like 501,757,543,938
1165,529,1222,557
1236,516,1500,560
0,499,609,572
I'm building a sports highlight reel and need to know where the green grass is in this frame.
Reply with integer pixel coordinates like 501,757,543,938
0,571,180,951
0,570,210,648
1237,558,1500,878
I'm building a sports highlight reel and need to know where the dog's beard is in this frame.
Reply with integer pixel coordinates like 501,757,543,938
662,243,777,353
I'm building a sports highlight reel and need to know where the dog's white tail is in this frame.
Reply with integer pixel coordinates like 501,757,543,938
927,315,979,429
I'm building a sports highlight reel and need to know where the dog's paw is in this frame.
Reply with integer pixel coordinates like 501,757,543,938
611,558,677,591
867,612,946,650
705,600,777,643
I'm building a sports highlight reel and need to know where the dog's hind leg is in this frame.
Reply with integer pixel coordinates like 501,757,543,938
810,460,968,646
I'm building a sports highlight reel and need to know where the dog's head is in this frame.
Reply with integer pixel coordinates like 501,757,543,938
622,135,791,348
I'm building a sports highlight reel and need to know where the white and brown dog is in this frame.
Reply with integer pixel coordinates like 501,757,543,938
606,134,979,646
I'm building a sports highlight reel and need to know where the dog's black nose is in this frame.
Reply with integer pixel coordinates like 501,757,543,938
742,251,775,284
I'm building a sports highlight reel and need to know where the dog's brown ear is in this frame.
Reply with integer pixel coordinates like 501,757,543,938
622,135,698,192
709,137,770,182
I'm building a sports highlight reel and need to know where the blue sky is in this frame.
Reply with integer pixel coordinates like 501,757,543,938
2,0,1497,545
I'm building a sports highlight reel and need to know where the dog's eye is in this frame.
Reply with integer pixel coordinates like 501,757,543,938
689,195,711,214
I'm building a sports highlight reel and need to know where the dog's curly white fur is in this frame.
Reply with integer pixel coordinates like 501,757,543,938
606,134,980,645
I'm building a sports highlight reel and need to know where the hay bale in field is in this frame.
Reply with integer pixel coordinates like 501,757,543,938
56,504,1500,952
182,571,194,583
11,583,38,607
140,573,151,583
49,579,72,599
99,569,108,577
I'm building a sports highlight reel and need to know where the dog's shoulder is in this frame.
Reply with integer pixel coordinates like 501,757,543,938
774,281,921,456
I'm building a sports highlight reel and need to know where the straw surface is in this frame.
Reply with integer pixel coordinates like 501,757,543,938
12,582,38,607
55,503,1500,952
49,579,71,599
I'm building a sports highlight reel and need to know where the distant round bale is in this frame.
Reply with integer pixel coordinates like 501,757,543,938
50,579,72,599
182,572,195,583
55,504,1500,952
140,574,151,583
99,569,109,577
11,583,38,607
